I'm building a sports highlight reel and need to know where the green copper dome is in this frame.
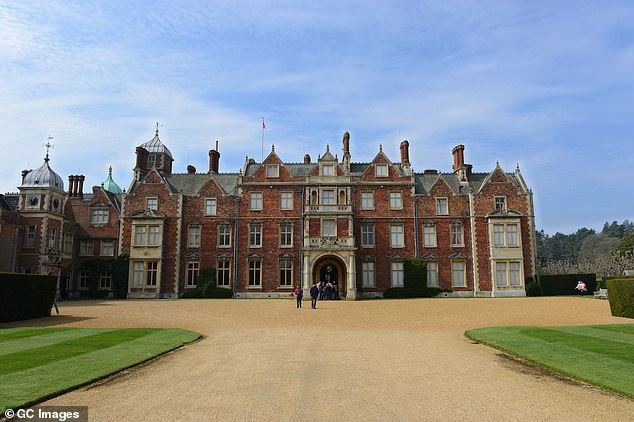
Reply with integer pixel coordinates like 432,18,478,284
102,166,123,194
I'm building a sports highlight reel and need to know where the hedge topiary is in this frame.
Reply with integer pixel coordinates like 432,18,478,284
382,259,447,298
0,272,57,322
606,278,634,319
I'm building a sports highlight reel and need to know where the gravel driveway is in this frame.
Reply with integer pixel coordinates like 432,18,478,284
14,297,634,421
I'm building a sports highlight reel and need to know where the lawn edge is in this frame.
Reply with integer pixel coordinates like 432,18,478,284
464,328,634,400
5,329,203,411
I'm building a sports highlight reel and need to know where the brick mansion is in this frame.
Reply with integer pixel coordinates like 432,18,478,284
0,129,537,299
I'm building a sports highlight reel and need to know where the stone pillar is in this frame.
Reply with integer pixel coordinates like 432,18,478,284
346,254,357,300
303,255,310,295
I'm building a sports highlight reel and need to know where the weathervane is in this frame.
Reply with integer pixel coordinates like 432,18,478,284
43,135,54,162
155,121,163,136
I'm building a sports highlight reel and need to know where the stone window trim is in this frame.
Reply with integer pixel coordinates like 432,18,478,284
426,261,439,288
279,223,293,248
204,197,218,216
249,223,263,248
494,195,507,212
266,164,280,178
390,261,404,287
375,164,388,177
280,191,294,210
436,197,449,215
24,225,37,248
186,260,200,287
361,224,375,248
216,258,231,288
247,257,263,289
494,260,523,288
218,224,232,248
450,222,464,247
279,258,293,288
188,225,202,248
90,207,110,225
450,259,467,288
389,191,403,210
249,192,263,211
360,191,375,210
146,197,158,211
361,261,376,288
390,224,404,248
100,240,115,256
321,164,335,176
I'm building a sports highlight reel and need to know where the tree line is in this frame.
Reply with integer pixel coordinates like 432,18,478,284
537,220,634,277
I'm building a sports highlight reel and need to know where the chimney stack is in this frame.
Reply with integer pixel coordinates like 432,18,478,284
400,140,410,164
452,144,465,171
342,132,350,155
304,154,311,164
187,165,196,174
78,175,85,198
208,140,220,173
68,175,74,196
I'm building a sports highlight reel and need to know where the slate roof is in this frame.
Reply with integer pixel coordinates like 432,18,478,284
2,194,19,211
413,171,526,195
165,173,239,195
21,157,64,190
140,132,173,158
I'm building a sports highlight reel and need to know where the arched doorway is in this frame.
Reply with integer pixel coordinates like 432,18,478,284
312,255,346,299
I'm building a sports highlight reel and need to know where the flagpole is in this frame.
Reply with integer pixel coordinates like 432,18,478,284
261,117,264,162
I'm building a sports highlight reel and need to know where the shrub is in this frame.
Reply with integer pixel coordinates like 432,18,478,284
382,259,447,298
606,278,634,319
182,268,233,299
0,272,57,322
538,274,596,295
112,254,129,299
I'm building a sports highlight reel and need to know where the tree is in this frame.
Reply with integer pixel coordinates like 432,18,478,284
616,232,634,255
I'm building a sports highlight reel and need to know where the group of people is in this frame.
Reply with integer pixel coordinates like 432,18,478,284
294,281,340,309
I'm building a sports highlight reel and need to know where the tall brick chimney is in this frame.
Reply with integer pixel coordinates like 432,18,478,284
342,131,351,172
452,144,465,171
134,147,149,181
209,140,220,173
68,175,74,196
400,140,410,164
78,175,85,199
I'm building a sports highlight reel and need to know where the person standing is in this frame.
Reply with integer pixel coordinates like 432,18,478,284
310,284,319,309
295,286,303,308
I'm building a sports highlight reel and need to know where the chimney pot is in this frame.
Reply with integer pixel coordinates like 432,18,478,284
304,154,311,164
400,140,410,164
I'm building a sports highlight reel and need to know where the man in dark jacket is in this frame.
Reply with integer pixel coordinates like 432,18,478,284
310,284,319,309
295,286,303,308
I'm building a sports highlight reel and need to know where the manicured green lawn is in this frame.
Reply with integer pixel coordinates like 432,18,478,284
465,324,634,398
0,327,201,411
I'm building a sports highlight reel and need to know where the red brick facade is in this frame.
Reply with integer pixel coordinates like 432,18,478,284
3,132,537,300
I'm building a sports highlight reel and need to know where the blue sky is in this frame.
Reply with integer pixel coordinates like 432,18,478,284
1,1,633,234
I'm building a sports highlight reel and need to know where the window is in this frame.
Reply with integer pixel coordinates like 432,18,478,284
91,209,109,224
280,192,293,210
389,192,403,210
450,224,464,247
146,197,158,211
362,262,375,288
63,234,73,253
248,259,262,287
147,262,158,286
322,165,334,176
134,225,161,246
132,262,144,288
249,223,262,247
423,225,437,247
427,262,439,287
321,190,335,205
493,224,505,246
321,220,336,237
101,240,114,256
495,261,522,287
80,240,93,256
148,154,156,163
375,164,388,177
187,261,199,287
280,259,292,287
24,225,36,248
390,225,404,248
188,226,201,248
436,198,448,215
249,192,263,210
100,272,112,289
495,196,507,211
218,224,231,247
48,227,57,249
451,261,466,287
506,224,518,246
79,271,89,289
204,198,217,216
217,259,231,287
280,224,293,247
391,262,404,287
493,223,519,247
361,192,374,210
266,164,279,178
361,225,374,247
134,226,146,245
148,226,160,245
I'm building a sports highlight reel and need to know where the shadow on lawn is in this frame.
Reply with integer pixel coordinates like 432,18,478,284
0,314,95,328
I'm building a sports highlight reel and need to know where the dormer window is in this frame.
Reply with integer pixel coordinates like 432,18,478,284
375,164,388,177
91,208,109,224
322,165,334,176
148,154,156,163
266,164,279,178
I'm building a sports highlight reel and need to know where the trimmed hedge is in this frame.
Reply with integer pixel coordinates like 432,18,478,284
181,268,233,299
606,278,634,319
538,273,596,296
0,272,57,322
382,258,448,298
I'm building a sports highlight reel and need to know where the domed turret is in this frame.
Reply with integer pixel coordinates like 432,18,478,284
102,166,123,194
21,155,64,191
